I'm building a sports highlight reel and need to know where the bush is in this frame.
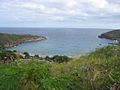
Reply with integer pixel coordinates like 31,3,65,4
0,50,17,62
52,55,71,63
0,60,73,90
0,45,120,90
23,52,30,58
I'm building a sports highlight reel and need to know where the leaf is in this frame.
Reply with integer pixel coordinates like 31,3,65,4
93,71,100,81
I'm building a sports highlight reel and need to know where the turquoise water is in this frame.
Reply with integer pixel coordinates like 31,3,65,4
0,28,113,56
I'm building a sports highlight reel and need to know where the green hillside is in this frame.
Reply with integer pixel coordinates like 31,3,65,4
0,45,120,90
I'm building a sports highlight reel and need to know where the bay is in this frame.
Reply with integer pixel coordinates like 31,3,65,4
0,28,113,56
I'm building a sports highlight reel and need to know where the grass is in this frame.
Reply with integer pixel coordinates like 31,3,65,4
0,45,120,90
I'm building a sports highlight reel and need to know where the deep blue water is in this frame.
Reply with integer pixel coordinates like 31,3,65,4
0,28,113,56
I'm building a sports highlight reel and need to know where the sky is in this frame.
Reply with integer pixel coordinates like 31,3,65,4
0,0,120,28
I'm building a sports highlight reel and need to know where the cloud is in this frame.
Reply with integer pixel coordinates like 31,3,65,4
0,0,120,27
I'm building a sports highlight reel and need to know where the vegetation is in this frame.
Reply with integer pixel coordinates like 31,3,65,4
45,55,72,63
0,50,17,63
23,52,30,59
0,33,46,48
0,45,120,90
99,30,120,41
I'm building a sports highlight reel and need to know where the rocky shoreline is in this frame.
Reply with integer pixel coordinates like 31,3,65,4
0,33,47,48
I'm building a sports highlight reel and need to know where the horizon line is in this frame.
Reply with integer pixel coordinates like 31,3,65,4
0,27,116,30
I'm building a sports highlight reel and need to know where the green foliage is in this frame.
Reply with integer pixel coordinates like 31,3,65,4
52,55,72,63
0,50,17,61
49,45,120,90
0,45,120,90
0,60,73,90
23,52,30,58
45,55,72,63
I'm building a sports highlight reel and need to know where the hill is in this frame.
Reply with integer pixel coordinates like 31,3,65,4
99,30,120,42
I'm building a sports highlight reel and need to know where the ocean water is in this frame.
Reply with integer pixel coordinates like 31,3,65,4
0,28,114,56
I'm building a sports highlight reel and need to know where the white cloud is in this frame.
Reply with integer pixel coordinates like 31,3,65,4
49,16,66,21
21,3,46,10
0,0,120,23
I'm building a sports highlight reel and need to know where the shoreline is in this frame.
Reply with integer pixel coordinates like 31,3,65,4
8,49,81,58
5,37,47,48
0,33,47,48
11,36,47,48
